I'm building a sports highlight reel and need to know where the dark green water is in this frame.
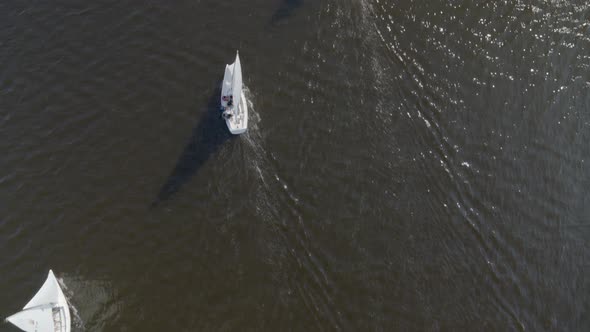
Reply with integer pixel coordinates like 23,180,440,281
1,0,589,331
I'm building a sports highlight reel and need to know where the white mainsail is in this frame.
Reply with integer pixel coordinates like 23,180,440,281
221,63,234,102
5,270,71,332
231,52,242,111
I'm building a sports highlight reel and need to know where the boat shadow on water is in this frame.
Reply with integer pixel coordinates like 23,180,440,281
151,85,234,206
269,0,304,26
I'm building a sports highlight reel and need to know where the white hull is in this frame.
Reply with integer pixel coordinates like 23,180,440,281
220,51,248,135
5,270,71,332
225,90,248,134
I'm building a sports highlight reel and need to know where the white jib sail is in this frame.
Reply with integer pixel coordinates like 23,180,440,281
5,270,70,332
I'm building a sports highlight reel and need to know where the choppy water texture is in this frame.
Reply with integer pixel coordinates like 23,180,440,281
1,0,589,331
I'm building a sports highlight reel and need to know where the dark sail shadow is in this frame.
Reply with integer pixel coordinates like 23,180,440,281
152,85,234,206
269,0,303,26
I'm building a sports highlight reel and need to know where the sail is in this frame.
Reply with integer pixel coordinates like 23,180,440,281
24,270,61,309
232,52,242,109
6,305,57,332
221,64,234,100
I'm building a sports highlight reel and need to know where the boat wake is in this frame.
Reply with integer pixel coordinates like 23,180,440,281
57,277,85,331
57,274,122,332
239,86,345,330
241,86,297,218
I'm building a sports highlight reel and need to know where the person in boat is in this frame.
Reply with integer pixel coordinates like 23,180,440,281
222,110,233,120
227,94,233,107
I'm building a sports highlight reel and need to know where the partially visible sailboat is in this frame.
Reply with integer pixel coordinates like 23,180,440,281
5,270,71,332
220,51,248,135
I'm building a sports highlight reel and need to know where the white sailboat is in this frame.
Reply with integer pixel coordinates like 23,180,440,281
220,51,248,135
5,270,71,332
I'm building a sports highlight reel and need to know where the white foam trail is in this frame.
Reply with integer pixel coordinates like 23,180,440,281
57,274,122,332
241,86,271,186
57,276,86,331
239,86,315,233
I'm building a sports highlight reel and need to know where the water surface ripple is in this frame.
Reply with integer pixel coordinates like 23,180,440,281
1,0,588,331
